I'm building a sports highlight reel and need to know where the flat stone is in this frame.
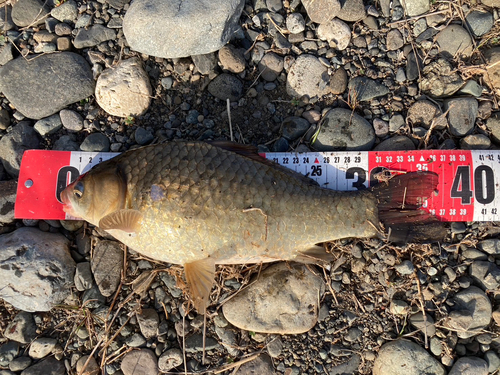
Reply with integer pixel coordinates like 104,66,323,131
9,356,31,372
60,109,84,131
337,0,366,22
158,349,183,372
373,339,446,375
374,135,415,151
407,100,443,129
73,25,116,49
0,228,75,312
0,180,16,224
317,19,351,50
478,239,500,255
302,0,341,24
123,0,245,58
348,77,389,101
192,53,218,75
34,114,62,137
446,286,492,338
286,54,334,98
29,337,57,359
207,73,243,101
409,312,436,337
444,97,478,137
312,108,375,151
466,10,493,37
185,334,220,353
95,57,152,118
420,58,464,98
121,350,158,375
74,262,93,291
3,312,37,344
460,134,491,150
51,0,78,23
258,52,284,81
458,80,484,97
0,52,94,119
20,357,65,375
400,0,429,16
223,263,325,334
436,25,473,58
137,309,159,339
281,116,310,141
91,240,123,297
80,133,110,152
386,29,404,51
11,0,49,27
237,354,276,375
469,260,500,290
219,45,246,74
449,357,488,375
485,47,500,97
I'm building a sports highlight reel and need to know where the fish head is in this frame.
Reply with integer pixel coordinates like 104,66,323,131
61,166,127,226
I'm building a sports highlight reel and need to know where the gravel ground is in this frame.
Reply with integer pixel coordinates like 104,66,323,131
1,0,500,374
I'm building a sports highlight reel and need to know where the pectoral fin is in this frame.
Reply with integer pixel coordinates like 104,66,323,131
184,258,216,313
296,245,335,264
99,209,143,234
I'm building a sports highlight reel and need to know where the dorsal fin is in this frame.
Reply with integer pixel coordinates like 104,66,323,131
209,140,319,187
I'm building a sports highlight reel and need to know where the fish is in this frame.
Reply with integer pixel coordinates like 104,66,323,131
61,141,440,311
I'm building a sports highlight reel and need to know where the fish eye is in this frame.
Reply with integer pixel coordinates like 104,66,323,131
73,181,84,199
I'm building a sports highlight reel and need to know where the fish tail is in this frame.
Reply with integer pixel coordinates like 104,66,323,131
371,171,446,243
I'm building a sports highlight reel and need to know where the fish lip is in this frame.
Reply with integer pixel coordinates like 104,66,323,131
60,187,75,215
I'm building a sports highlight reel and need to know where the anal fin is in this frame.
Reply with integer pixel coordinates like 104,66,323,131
295,245,335,264
99,209,143,234
184,258,216,313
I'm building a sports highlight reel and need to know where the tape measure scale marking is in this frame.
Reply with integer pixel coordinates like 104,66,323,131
14,149,500,222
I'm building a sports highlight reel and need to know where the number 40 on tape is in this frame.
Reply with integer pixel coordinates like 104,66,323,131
14,148,500,222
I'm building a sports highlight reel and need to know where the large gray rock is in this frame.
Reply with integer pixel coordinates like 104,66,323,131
0,227,75,312
123,0,245,58
95,58,152,118
0,52,94,119
373,339,446,375
222,263,325,334
0,122,40,178
312,108,376,151
11,0,49,27
445,286,492,338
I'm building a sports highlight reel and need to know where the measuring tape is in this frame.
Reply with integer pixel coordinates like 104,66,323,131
14,149,500,222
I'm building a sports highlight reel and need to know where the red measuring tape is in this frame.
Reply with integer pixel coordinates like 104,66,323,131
14,149,500,221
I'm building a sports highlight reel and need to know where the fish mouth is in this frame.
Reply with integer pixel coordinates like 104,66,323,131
60,187,76,216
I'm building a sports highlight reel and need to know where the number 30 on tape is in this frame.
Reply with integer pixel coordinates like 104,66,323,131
14,149,500,222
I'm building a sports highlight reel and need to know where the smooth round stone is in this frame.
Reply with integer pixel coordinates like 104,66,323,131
120,349,158,375
223,263,325,334
301,0,341,24
258,52,284,81
312,108,375,151
373,339,446,375
218,45,245,74
337,0,366,22
444,97,478,137
95,57,152,118
286,13,305,34
11,0,50,26
60,109,84,131
317,18,351,50
50,0,78,22
400,0,429,16
80,133,110,152
436,24,473,58
158,349,183,372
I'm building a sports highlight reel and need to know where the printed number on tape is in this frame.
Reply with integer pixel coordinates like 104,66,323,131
14,149,500,222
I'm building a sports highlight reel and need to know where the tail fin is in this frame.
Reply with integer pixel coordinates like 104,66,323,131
371,172,446,243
